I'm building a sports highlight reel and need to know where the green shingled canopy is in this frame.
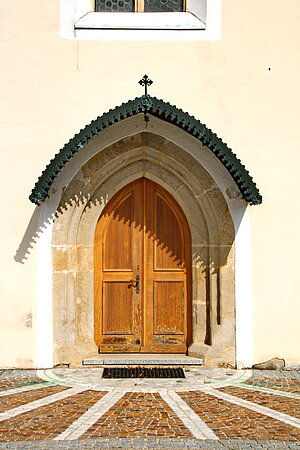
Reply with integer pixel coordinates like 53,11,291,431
29,95,262,206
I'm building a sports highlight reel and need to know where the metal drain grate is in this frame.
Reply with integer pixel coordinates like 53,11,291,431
102,367,185,378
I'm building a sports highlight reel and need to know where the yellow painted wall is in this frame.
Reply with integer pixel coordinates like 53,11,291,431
0,0,299,367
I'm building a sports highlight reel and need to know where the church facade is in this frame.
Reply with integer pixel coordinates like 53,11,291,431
1,0,299,369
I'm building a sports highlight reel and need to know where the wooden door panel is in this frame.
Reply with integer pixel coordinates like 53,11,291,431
95,181,142,352
102,281,133,334
155,195,183,270
95,178,191,354
154,281,184,334
103,194,133,270
142,180,190,353
153,335,185,347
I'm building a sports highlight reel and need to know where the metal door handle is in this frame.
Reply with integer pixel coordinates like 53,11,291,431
134,275,140,294
128,275,140,294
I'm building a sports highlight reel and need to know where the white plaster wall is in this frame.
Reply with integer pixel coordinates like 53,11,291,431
0,0,299,367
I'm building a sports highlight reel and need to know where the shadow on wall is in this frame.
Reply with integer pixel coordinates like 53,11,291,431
14,185,234,274
14,129,249,269
14,206,52,264
14,182,235,350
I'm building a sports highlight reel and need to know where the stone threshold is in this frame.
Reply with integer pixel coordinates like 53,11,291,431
83,353,203,366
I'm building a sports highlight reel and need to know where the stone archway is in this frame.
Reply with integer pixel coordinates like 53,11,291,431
52,131,235,366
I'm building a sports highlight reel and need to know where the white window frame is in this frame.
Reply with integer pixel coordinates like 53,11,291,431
60,0,222,41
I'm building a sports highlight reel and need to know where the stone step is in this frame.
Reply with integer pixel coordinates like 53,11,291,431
83,354,203,366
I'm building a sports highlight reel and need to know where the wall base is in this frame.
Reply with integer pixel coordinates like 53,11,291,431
188,342,236,368
55,341,98,367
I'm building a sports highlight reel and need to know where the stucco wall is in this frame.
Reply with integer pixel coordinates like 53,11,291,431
0,0,299,367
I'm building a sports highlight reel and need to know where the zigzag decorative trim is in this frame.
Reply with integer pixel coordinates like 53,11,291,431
29,95,262,205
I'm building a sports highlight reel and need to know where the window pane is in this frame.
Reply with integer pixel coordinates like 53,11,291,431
144,0,183,12
95,0,135,12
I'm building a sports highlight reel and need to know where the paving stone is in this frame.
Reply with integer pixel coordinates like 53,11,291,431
0,368,300,447
179,390,300,441
79,392,193,440
0,442,298,449
0,385,68,413
0,390,106,441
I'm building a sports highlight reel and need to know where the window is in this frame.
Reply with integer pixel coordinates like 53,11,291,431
75,0,206,31
95,0,185,13
60,0,221,40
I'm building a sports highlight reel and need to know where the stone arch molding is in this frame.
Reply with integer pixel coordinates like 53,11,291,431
52,130,236,366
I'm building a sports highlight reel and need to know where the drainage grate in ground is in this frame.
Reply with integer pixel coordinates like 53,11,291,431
102,367,185,378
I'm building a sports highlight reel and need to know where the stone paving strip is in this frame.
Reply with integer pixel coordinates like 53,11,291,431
218,386,300,419
0,377,49,391
0,438,300,448
79,391,193,440
0,390,107,441
202,386,300,430
0,386,85,422
179,390,300,441
161,390,218,440
54,389,123,440
0,385,68,414
39,367,251,391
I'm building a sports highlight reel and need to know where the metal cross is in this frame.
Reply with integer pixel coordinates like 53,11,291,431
138,75,153,95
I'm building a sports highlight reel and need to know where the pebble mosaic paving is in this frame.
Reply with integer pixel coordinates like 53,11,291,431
218,386,300,419
0,377,49,391
179,390,300,441
0,385,68,413
80,392,193,439
0,390,107,442
244,376,300,394
0,368,299,448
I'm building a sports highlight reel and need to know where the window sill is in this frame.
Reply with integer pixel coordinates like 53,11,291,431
60,0,221,40
74,12,206,31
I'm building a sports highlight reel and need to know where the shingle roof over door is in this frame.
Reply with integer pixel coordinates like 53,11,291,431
29,95,262,206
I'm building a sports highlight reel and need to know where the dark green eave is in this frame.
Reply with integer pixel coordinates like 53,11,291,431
29,95,262,205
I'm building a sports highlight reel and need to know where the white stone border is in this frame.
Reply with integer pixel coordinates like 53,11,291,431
36,214,54,369
234,209,253,369
162,390,218,440
54,389,124,440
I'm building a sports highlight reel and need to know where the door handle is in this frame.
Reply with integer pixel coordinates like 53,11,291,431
134,275,140,294
128,275,140,294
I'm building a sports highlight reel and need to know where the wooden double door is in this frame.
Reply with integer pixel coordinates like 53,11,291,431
94,178,191,353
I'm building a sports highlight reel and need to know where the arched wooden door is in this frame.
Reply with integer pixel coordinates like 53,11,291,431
94,178,191,353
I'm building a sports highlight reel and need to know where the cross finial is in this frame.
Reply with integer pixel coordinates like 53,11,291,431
138,75,153,95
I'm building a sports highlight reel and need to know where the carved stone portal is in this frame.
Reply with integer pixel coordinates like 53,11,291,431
52,131,235,367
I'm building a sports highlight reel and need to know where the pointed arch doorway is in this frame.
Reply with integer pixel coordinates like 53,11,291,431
94,178,192,353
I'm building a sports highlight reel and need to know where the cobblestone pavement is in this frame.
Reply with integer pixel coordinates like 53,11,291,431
0,368,299,449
